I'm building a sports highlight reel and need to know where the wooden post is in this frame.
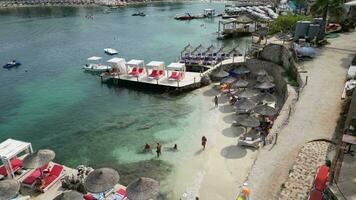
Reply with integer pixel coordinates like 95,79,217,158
194,77,196,84
156,79,158,85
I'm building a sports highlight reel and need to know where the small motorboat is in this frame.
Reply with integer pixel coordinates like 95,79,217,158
104,48,118,55
132,12,146,16
3,60,21,69
83,56,112,72
174,13,194,20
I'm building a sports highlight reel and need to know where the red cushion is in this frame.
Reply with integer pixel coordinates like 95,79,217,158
117,188,126,196
149,70,158,77
138,68,144,73
84,194,96,200
0,159,22,176
49,164,63,177
23,164,49,185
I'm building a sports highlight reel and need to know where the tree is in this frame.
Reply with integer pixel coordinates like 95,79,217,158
310,0,345,21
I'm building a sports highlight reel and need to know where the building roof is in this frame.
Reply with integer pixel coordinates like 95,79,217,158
0,139,31,160
166,63,185,70
126,59,144,66
146,61,165,68
107,57,126,63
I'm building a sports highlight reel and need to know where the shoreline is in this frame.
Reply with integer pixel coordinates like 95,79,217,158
0,0,225,9
166,85,259,200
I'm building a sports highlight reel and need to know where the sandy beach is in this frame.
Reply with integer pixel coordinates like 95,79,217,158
168,86,258,200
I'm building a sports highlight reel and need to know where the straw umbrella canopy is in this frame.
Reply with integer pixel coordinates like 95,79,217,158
255,81,276,90
238,115,260,128
257,75,274,83
210,68,229,80
54,190,83,200
256,69,267,76
220,76,237,85
126,177,160,200
84,168,120,193
233,80,249,88
231,66,250,75
234,98,256,111
0,180,20,199
253,104,278,116
23,149,55,169
236,89,260,99
254,93,277,103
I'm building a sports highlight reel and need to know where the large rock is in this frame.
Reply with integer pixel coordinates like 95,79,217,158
260,44,283,65
201,75,212,86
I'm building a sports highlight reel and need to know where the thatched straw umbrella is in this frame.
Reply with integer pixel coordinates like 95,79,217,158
0,180,20,200
233,80,249,89
257,75,274,83
126,177,160,200
220,76,237,85
253,104,277,116
254,93,277,103
231,66,250,75
210,68,229,81
238,115,260,128
84,168,120,193
236,89,260,99
23,149,55,174
255,81,276,90
256,69,267,76
54,190,83,200
234,99,256,111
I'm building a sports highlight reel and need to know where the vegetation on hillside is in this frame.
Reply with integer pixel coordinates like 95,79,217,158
268,14,313,35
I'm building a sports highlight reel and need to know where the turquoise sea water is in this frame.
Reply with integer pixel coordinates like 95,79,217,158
0,2,249,192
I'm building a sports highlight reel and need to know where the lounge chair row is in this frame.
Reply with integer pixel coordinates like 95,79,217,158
127,68,183,81
0,159,64,192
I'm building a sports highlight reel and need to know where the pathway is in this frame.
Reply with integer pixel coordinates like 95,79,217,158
247,32,356,200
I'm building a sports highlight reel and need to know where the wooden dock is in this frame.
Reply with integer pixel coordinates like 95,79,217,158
106,56,245,90
111,72,202,89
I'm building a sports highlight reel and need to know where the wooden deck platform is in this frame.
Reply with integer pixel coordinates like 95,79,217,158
111,71,202,89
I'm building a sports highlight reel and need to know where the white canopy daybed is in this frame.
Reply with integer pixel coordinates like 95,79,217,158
146,61,165,79
166,63,185,81
107,57,126,75
126,59,145,76
0,139,33,178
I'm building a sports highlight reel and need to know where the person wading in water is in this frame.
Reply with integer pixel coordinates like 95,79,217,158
201,136,207,150
156,143,162,158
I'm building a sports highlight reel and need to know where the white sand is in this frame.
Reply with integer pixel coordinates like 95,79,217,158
169,86,258,200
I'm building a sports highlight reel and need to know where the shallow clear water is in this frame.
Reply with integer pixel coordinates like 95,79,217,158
0,2,249,189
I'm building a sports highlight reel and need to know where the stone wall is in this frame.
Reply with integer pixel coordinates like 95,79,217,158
245,58,288,99
260,43,303,87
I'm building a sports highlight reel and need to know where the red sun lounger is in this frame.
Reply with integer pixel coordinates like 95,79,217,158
40,164,64,192
148,69,158,78
22,163,49,186
0,158,22,177
128,67,137,76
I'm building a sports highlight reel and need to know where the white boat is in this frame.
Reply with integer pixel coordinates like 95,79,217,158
83,56,112,72
104,48,118,55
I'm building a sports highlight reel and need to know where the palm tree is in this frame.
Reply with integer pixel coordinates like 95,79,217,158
310,0,345,21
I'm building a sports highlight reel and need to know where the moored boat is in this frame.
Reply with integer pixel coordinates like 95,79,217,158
132,12,146,16
83,56,111,72
104,48,118,55
174,13,194,20
3,60,21,69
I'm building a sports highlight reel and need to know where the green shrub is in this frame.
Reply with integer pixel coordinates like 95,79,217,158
268,15,314,35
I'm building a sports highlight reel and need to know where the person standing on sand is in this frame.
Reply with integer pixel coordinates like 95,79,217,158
156,143,162,158
201,136,207,150
214,95,218,108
